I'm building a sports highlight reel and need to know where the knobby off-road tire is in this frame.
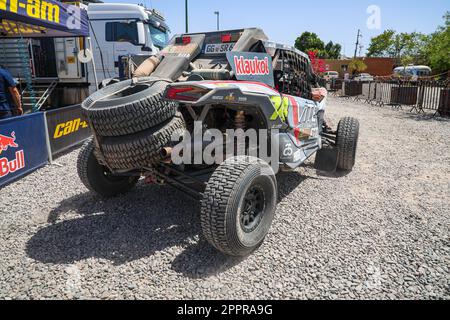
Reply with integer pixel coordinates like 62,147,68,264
100,113,185,170
82,78,176,137
77,139,139,197
336,117,360,171
201,157,278,257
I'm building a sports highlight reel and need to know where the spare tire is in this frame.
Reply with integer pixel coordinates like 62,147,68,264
100,113,185,170
82,78,176,137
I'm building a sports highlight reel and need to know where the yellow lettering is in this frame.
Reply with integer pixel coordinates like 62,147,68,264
0,0,7,11
72,118,80,131
63,120,73,135
53,119,87,139
10,0,18,13
53,124,64,139
41,1,60,23
26,0,40,19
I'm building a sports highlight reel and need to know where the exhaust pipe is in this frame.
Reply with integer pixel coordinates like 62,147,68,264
161,147,172,158
161,147,173,164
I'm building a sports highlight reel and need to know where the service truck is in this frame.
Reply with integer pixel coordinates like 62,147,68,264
0,2,170,112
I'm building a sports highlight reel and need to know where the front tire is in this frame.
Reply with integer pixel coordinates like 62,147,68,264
77,139,139,197
200,157,277,256
336,117,360,171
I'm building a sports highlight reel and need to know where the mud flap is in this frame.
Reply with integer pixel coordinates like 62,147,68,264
314,146,338,172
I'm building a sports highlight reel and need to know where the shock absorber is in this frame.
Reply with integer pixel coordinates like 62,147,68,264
234,111,246,156
234,111,246,130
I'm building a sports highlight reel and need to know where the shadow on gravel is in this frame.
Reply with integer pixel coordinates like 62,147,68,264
393,111,450,123
277,171,311,201
171,240,244,279
26,184,202,266
26,171,311,276
315,170,351,179
26,183,245,276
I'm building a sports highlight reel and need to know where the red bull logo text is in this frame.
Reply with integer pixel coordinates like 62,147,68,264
233,56,270,76
0,132,25,178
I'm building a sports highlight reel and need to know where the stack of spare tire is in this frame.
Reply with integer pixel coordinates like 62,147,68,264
82,77,185,170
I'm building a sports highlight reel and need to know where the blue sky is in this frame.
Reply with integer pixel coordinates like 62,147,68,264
107,0,449,56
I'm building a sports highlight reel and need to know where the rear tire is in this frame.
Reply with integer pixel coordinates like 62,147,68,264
77,138,139,197
336,117,360,171
200,157,277,257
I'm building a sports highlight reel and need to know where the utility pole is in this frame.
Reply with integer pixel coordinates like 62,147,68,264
354,29,362,58
185,0,189,33
214,11,220,31
358,44,364,57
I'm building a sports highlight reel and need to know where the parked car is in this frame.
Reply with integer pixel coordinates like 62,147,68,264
354,73,374,82
78,28,360,257
323,71,339,81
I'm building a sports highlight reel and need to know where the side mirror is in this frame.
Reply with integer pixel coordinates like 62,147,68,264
137,22,146,46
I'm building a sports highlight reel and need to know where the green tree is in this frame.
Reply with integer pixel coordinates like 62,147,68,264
400,55,414,68
366,30,396,57
423,12,450,74
389,32,419,59
324,41,342,59
294,32,342,59
367,30,435,66
348,59,367,75
295,32,325,53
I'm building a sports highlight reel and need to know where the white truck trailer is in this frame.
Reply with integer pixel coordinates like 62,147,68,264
0,2,170,112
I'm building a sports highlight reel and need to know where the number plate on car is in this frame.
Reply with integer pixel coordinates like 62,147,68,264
204,43,236,54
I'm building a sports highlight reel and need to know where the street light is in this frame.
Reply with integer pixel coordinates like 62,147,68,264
214,11,220,31
185,0,189,33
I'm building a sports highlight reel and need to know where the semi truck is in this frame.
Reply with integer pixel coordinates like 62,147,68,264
0,2,170,112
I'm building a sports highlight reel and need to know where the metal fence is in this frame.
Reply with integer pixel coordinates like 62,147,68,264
326,79,450,117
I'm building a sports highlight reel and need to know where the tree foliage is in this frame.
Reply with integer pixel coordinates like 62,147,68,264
423,12,450,74
367,12,450,74
348,59,367,74
295,32,342,59
366,30,421,59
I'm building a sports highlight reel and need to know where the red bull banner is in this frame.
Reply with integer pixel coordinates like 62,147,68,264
0,112,48,187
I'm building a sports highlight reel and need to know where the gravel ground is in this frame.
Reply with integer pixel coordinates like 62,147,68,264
1,97,449,300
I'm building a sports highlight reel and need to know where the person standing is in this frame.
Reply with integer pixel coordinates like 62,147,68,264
0,65,23,120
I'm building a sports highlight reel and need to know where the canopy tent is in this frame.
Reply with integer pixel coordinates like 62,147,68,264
0,0,89,38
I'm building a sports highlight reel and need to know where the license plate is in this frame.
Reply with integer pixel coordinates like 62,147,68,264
204,43,236,54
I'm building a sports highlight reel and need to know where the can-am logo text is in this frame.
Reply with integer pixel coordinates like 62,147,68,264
234,56,270,76
0,132,25,178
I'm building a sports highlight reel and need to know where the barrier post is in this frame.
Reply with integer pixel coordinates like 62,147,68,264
43,116,54,164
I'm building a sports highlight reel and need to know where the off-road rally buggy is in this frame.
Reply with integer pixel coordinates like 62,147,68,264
78,28,360,257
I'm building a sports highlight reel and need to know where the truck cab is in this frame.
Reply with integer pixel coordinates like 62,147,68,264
86,3,170,86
